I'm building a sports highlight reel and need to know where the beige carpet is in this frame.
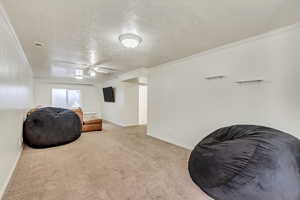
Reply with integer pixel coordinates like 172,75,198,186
3,122,211,200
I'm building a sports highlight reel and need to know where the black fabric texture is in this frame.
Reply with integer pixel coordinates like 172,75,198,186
188,125,300,200
23,107,81,148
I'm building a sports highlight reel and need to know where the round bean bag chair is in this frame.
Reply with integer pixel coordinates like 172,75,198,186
23,107,82,148
188,125,300,200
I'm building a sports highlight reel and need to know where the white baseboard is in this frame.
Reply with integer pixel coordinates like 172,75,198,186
0,146,23,200
147,133,193,150
122,123,140,127
103,119,139,127
102,119,124,127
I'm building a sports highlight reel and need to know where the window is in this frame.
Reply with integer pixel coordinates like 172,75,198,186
52,88,81,108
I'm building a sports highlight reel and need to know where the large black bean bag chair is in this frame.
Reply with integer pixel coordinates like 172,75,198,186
188,125,300,200
23,107,81,148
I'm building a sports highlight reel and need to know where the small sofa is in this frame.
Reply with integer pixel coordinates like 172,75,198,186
72,108,102,132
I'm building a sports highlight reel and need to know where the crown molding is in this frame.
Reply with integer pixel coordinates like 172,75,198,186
151,23,300,69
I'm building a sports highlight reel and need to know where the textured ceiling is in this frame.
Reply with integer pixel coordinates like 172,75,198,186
1,0,300,82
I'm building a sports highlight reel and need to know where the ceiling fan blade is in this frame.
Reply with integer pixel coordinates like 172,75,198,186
93,58,111,66
53,60,90,69
93,65,119,72
53,59,120,73
93,65,120,74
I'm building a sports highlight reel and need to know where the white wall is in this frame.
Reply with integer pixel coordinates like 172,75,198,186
34,79,102,115
0,4,33,198
101,79,139,126
148,24,300,150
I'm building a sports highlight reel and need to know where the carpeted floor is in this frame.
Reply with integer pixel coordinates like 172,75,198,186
3,122,211,200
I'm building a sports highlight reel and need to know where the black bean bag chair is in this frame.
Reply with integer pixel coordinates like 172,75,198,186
188,125,300,200
23,107,81,148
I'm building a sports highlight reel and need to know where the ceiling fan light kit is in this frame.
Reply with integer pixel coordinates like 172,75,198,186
75,69,83,76
89,69,96,77
74,75,83,80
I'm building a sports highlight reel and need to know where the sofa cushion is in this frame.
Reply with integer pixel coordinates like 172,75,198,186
84,119,102,125
82,123,102,132
72,108,84,125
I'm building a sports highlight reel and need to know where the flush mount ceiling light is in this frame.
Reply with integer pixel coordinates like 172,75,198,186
119,33,142,48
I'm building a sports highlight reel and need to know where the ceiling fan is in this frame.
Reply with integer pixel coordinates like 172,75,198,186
54,59,120,78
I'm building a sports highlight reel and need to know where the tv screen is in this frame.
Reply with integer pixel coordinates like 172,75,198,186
103,87,115,102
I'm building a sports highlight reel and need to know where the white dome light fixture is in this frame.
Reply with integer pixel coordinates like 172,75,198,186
119,33,142,48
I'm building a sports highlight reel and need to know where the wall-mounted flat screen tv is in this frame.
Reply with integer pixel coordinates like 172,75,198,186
103,87,115,102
